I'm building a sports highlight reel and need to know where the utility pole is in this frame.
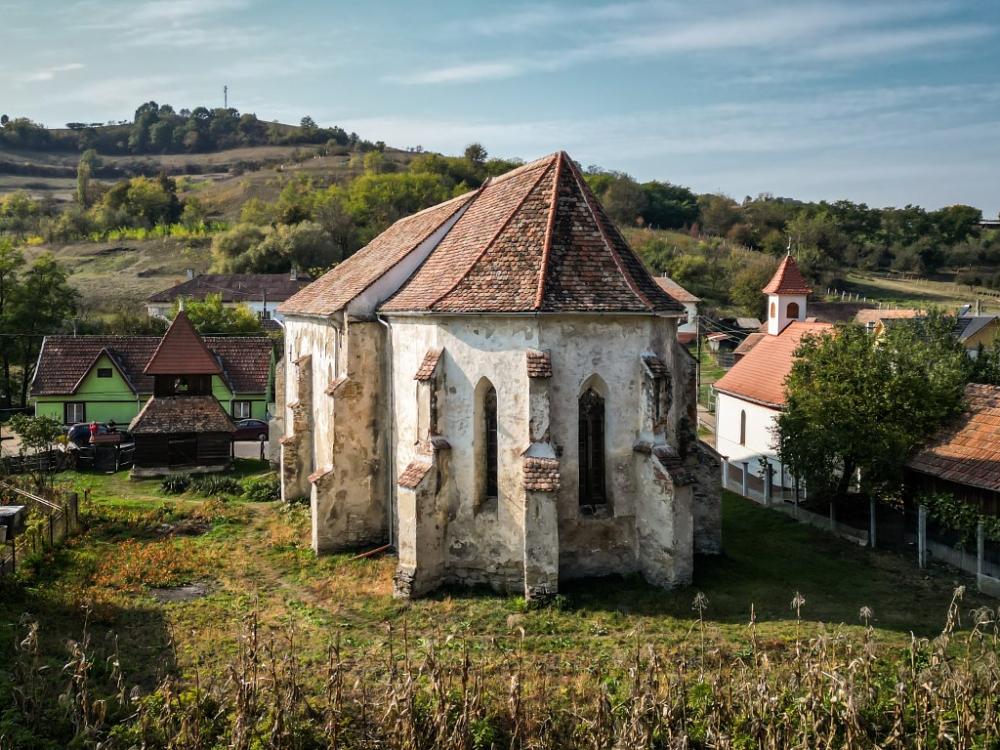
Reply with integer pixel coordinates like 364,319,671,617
224,85,228,109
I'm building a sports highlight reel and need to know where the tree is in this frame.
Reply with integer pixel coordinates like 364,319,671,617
697,194,740,237
6,414,64,489
777,314,969,499
463,143,488,166
171,294,262,335
0,239,23,409
8,254,78,406
75,149,99,208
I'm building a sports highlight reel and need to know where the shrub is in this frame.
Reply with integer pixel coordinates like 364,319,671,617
190,475,241,497
240,474,280,502
159,473,190,494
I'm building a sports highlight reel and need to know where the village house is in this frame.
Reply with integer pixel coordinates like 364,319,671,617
654,276,700,344
713,255,833,494
129,312,238,478
906,383,1000,515
146,272,311,329
276,152,721,602
31,330,274,426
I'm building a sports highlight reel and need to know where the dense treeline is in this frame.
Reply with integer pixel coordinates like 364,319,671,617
0,102,376,155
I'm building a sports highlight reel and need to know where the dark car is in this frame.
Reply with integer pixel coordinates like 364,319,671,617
233,418,269,442
67,423,106,449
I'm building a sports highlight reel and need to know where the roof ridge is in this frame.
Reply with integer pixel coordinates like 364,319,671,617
481,153,558,186
533,152,565,310
563,155,655,311
428,158,556,311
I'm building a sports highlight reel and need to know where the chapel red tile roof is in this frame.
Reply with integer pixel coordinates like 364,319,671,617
383,152,681,314
762,255,812,295
144,312,223,375
278,193,473,316
732,332,766,362
654,276,701,304
713,321,833,408
907,383,1000,493
31,335,272,396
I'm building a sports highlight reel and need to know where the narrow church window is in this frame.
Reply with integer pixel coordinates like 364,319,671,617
484,385,498,499
787,301,800,319
770,301,776,318
579,388,607,510
740,410,747,446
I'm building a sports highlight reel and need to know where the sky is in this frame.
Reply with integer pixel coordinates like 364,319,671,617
2,0,999,215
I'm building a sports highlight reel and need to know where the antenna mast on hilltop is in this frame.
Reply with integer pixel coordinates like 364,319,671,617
224,85,228,109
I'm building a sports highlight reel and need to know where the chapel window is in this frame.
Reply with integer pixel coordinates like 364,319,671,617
579,388,607,511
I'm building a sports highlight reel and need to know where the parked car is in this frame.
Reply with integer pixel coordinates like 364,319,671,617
233,419,269,442
66,423,134,450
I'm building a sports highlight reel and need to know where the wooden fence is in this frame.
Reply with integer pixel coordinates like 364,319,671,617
0,449,72,476
0,481,80,577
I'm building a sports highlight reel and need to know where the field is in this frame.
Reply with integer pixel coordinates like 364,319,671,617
836,271,999,314
2,464,996,746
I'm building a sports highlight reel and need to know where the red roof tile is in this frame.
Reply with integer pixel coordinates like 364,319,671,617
144,312,222,376
762,255,812,295
129,395,235,434
654,276,701,304
31,335,271,396
907,383,1000,493
526,350,553,378
523,456,560,492
854,308,922,326
398,459,433,489
414,348,443,381
148,273,311,304
278,193,472,316
713,321,833,408
380,153,683,314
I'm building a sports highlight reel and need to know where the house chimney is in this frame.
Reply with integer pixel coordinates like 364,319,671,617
186,268,194,280
290,267,298,281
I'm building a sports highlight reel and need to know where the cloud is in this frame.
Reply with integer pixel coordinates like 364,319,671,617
21,62,85,83
390,1,993,85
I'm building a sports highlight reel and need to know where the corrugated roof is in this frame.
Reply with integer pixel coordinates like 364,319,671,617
713,321,833,408
31,335,272,396
907,383,1000,493
148,273,311,303
654,276,700,303
762,255,812,295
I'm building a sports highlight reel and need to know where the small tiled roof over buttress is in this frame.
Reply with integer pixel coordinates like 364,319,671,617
280,152,684,317
907,383,1000,493
713,321,833,408
762,255,813,296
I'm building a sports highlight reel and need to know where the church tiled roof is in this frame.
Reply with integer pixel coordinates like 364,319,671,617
383,153,682,314
762,255,813,296
280,152,683,317
144,312,222,376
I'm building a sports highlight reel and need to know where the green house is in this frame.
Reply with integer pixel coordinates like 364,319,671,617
30,335,275,426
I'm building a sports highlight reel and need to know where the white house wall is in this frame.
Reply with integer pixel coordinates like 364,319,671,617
715,392,790,485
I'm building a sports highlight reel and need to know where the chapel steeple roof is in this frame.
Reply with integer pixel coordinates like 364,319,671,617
143,311,223,376
762,254,812,296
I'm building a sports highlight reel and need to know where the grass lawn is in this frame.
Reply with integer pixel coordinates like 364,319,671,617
1,471,982,683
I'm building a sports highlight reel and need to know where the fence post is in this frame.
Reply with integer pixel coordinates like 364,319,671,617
869,496,877,549
763,459,772,506
978,521,985,592
918,505,928,569
48,515,54,547
741,461,749,499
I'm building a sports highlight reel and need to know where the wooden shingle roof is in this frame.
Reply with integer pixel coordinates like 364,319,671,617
907,383,1000,493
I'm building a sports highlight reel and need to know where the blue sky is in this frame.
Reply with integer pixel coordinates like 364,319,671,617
3,0,999,214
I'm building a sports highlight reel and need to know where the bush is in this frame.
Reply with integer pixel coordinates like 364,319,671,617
190,475,242,497
240,474,280,502
159,473,191,494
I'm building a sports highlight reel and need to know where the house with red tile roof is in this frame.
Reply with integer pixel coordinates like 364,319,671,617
654,276,700,344
906,383,1000,513
713,255,832,493
275,152,721,601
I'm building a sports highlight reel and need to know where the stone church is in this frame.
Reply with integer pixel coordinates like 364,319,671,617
276,152,720,601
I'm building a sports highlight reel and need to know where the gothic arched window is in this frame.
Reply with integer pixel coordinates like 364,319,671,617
579,388,607,509
483,384,498,500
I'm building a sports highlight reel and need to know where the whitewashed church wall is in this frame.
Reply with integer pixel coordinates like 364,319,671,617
714,392,787,482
